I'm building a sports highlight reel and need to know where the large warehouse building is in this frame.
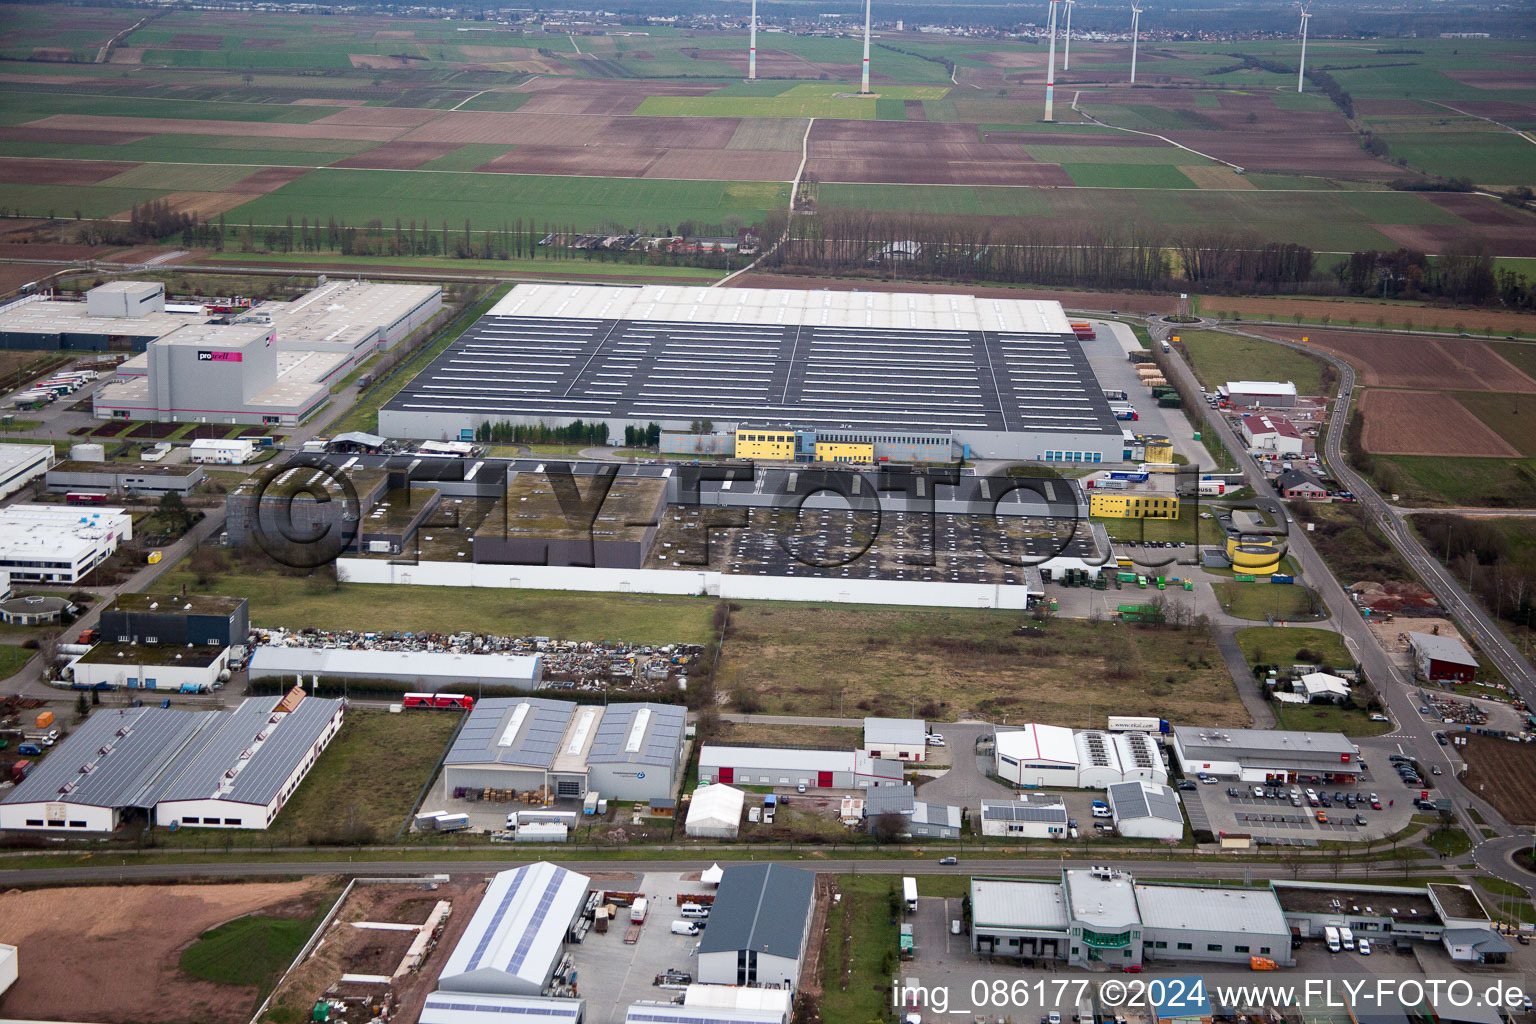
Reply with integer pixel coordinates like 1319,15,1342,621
994,724,1169,790
440,698,685,803
248,647,544,692
0,689,343,831
970,868,1294,968
698,743,904,790
1169,725,1360,784
0,503,132,584
377,283,1127,463
435,862,590,998
697,864,816,991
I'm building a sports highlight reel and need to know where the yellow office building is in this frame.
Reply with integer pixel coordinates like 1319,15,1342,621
734,426,796,461
1090,492,1180,519
814,440,874,464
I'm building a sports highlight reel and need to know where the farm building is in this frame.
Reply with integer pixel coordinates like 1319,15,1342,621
1169,726,1360,784
862,784,963,839
67,642,232,692
685,784,745,838
439,698,683,803
435,863,591,998
697,744,903,790
696,864,816,991
0,690,342,832
248,646,545,693
1222,381,1298,408
45,460,204,497
1409,632,1479,683
420,992,585,1024
1105,781,1184,841
1275,467,1328,500
0,444,52,500
980,796,1069,839
862,717,928,762
970,869,1293,969
1239,414,1304,455
377,283,1128,464
0,503,131,584
100,593,249,648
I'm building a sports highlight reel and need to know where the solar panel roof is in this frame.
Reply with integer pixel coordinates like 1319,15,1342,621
1107,781,1182,823
586,703,685,769
384,284,1117,437
447,698,576,770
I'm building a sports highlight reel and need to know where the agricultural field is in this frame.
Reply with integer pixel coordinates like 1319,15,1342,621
1358,389,1519,458
1452,391,1536,457
1175,329,1328,394
713,603,1246,725
1463,734,1536,825
1273,328,1536,392
1197,294,1536,336
1370,453,1536,508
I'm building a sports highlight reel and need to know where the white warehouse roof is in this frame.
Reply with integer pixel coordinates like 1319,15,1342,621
1225,380,1297,396
995,724,1078,766
1133,883,1289,936
685,784,744,835
247,646,542,685
970,878,1069,930
863,717,926,748
437,863,590,997
420,993,584,1024
699,745,855,773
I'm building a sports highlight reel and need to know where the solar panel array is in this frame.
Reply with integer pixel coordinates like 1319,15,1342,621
983,800,1067,823
587,703,685,769
420,995,582,1021
386,312,1119,436
1108,781,1182,822
447,698,576,770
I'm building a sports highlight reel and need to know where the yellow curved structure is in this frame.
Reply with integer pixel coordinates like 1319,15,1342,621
1226,534,1280,575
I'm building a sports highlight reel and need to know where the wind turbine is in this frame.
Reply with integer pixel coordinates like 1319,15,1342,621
1044,0,1061,121
1063,0,1075,72
860,0,872,94
1297,5,1312,93
748,0,757,80
1129,2,1143,84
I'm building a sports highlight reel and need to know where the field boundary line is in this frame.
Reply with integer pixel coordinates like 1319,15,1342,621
1075,107,1242,170
715,116,812,288
451,90,487,111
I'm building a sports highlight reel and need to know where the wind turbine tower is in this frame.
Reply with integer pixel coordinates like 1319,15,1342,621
1129,3,1143,84
1043,0,1060,121
1063,0,1075,71
1297,6,1312,93
860,0,872,94
748,0,757,79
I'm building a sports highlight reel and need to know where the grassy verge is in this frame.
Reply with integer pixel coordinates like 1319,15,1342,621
1270,701,1393,737
0,645,34,676
819,875,902,1024
1425,826,1472,857
1234,626,1351,668
147,558,717,645
1095,502,1211,545
1215,580,1324,621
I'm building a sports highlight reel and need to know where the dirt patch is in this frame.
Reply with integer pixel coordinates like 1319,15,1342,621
685,47,853,80
1378,222,1536,259
316,107,443,129
1445,69,1533,91
1358,389,1519,457
0,880,326,1023
1350,579,1442,615
332,142,460,170
28,114,403,143
971,50,1048,69
149,190,261,220
515,79,715,116
903,100,927,121
1266,329,1536,392
230,166,313,192
1163,130,1396,176
0,156,139,186
477,146,663,177
125,421,182,438
348,53,416,70
1462,734,1536,824
29,47,74,62
0,125,149,146
400,111,740,149
810,142,1071,185
1178,164,1254,189
981,130,1161,146
644,148,801,181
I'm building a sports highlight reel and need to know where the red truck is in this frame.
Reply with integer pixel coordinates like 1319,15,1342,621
77,628,98,644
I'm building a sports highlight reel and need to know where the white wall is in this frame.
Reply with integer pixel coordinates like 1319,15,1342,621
338,558,1040,610
0,943,16,998
0,800,117,832
980,817,1066,839
68,648,228,691
157,799,263,829
1115,817,1184,841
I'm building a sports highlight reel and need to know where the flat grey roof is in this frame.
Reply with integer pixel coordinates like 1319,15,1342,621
152,695,343,806
864,717,925,747
384,284,1117,437
970,877,1069,930
696,863,814,961
1409,632,1478,668
865,784,916,817
1134,884,1290,935
1064,869,1141,930
1172,725,1357,761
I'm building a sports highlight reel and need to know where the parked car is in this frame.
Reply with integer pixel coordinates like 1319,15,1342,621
1355,814,1368,826
1369,713,1390,723
1176,780,1197,791
1316,810,1329,823
939,856,959,866
1358,938,1372,956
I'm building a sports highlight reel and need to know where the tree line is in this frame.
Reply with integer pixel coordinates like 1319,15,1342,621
473,420,610,445
1333,248,1513,307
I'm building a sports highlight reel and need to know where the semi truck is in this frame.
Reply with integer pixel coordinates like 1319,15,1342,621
903,877,918,913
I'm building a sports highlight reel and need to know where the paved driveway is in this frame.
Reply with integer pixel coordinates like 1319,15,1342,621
915,722,1014,814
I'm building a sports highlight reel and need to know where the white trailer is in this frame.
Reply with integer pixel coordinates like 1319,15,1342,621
1106,715,1163,733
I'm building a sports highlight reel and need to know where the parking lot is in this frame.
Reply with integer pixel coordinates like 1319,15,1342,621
1182,775,1417,844
567,871,720,1024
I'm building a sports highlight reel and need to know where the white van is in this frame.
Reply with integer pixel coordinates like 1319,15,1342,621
1324,925,1342,953
1339,926,1355,951
671,921,700,936
680,903,710,919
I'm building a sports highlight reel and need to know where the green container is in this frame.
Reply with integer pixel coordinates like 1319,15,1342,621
1183,580,1194,591
1234,573,1256,582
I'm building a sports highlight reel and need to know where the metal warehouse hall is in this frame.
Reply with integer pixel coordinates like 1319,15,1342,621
379,283,1126,462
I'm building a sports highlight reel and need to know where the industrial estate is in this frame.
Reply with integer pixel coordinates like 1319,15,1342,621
0,0,1532,1023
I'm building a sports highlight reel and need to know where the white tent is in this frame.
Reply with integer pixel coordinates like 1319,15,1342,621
701,863,724,887
685,785,744,838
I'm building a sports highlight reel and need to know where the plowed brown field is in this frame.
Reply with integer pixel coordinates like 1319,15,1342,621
332,142,459,169
1358,389,1519,457
0,156,139,185
1269,329,1536,392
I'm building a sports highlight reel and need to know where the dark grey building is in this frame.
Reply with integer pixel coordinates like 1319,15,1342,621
46,461,205,497
100,593,249,648
697,864,816,991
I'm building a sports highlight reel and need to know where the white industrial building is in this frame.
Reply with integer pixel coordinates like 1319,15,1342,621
627,987,789,1024
1239,413,1304,455
0,443,52,500
1222,380,1298,408
249,646,545,692
1169,725,1361,784
0,689,343,832
698,744,903,790
86,280,166,318
970,868,1294,969
994,724,1167,790
436,863,590,997
0,503,131,584
862,717,928,762
0,943,15,999
188,438,257,464
1105,781,1185,841
685,784,744,838
440,698,685,803
67,642,232,692
696,864,816,991
862,784,963,839
980,796,1069,839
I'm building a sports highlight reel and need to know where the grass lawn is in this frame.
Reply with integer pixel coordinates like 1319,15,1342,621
716,606,1244,726
1177,329,1327,395
0,645,34,676
820,874,902,1024
1270,700,1393,737
198,250,726,282
1235,626,1352,668
147,561,717,645
179,886,339,1005
1095,502,1213,545
1474,876,1536,924
1215,580,1325,621
1425,825,1473,857
1372,454,1536,508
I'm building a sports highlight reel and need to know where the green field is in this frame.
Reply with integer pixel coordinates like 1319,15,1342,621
1063,164,1198,189
1216,580,1324,621
636,84,949,120
98,162,270,192
1452,392,1536,457
1095,502,1213,545
1177,329,1328,395
1374,129,1536,186
0,131,377,168
415,143,514,171
0,645,32,676
228,170,789,235
0,89,341,125
1270,700,1393,737
6,182,171,219
180,891,336,1001
1235,626,1352,667
1373,454,1536,508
